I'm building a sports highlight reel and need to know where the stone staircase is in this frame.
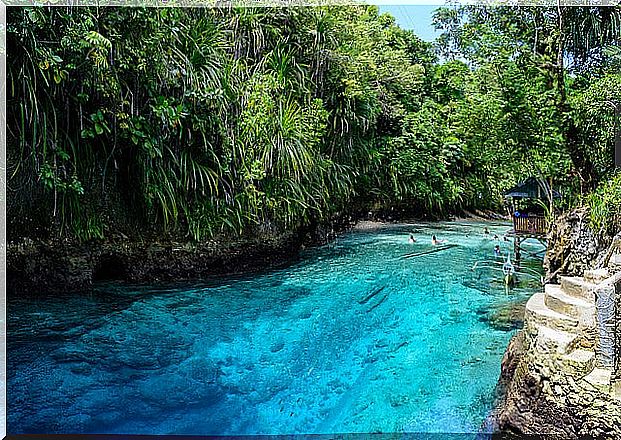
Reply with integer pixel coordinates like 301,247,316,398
524,268,612,393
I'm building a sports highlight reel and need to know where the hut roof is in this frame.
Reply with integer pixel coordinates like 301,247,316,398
504,177,561,200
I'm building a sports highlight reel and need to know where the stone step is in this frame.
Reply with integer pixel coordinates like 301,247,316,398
526,292,579,333
527,323,579,355
560,276,596,302
584,268,610,284
583,367,612,393
544,284,595,322
561,349,595,377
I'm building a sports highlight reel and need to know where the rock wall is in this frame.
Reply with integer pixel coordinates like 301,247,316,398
7,208,370,295
544,207,602,282
495,333,621,438
492,270,621,439
495,330,621,438
7,229,308,295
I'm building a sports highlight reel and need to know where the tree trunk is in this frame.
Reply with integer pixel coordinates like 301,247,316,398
556,4,596,192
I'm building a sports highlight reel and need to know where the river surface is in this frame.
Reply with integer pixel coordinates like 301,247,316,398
8,221,544,435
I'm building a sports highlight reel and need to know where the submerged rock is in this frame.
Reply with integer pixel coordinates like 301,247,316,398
479,301,526,332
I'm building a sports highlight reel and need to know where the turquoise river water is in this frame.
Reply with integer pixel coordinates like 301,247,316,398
8,221,544,435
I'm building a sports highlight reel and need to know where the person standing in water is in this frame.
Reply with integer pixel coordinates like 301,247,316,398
494,244,501,257
484,226,490,235
408,234,416,243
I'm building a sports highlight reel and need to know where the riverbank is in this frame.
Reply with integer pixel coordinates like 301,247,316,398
7,205,369,295
7,228,314,295
7,209,505,295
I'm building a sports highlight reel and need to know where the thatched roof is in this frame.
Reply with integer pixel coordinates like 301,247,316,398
504,177,560,200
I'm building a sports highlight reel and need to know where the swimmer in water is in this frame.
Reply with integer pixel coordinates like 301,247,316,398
432,235,446,245
494,244,501,257
408,234,416,243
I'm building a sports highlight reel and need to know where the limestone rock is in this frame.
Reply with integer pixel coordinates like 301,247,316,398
7,228,310,294
544,207,602,282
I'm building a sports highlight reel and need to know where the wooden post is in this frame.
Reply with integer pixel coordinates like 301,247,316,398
549,177,553,216
514,237,521,264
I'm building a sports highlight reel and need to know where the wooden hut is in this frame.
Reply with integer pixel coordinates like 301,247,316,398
504,177,560,261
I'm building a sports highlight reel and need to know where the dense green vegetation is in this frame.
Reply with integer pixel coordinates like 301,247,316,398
589,170,621,236
7,6,621,242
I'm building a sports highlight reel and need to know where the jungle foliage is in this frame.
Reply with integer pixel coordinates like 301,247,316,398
589,170,621,237
7,6,621,242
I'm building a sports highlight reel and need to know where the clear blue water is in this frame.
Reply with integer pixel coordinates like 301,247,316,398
8,221,544,435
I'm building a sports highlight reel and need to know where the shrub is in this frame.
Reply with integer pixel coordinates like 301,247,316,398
589,170,621,236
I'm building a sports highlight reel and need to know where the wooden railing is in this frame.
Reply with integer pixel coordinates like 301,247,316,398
512,215,547,235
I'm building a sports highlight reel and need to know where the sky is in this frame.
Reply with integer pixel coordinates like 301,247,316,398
377,5,441,42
